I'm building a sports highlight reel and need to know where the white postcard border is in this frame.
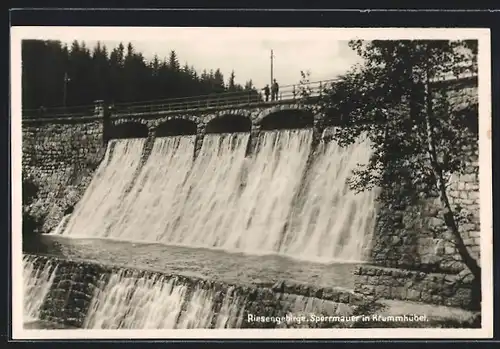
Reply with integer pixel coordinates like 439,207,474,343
10,26,493,339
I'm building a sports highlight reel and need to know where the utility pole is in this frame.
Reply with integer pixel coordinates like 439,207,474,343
63,72,70,109
270,49,274,86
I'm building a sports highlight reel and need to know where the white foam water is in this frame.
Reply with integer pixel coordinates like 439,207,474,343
58,127,376,263
100,136,196,241
159,132,251,247
49,214,71,235
280,131,377,262
61,138,145,237
83,271,246,329
222,129,313,252
23,255,58,321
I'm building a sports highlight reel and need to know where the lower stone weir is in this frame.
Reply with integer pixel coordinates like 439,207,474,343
23,253,481,329
23,253,368,329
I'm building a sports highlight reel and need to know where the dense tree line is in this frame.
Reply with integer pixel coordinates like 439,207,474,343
22,40,260,111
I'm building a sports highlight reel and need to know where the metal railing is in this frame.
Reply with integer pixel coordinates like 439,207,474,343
111,79,338,116
22,103,97,120
22,79,339,119
21,72,477,120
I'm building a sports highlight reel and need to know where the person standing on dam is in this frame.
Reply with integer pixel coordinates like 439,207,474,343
262,84,270,102
271,79,279,101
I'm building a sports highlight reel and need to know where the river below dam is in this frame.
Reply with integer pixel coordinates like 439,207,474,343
24,234,357,290
22,235,360,330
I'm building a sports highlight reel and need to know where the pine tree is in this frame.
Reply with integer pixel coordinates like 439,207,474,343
168,50,180,72
22,39,260,112
228,70,236,91
213,69,225,93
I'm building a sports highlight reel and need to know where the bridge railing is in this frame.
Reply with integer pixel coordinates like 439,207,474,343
22,103,98,120
21,72,477,120
21,79,339,119
110,79,339,116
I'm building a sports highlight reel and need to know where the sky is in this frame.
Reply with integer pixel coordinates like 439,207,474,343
53,28,364,89
17,26,489,90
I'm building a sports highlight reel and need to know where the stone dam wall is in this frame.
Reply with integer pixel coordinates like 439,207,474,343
354,265,477,310
369,141,480,272
26,254,366,329
21,77,481,310
22,117,106,232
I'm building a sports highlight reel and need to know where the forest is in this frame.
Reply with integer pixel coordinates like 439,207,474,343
22,40,260,112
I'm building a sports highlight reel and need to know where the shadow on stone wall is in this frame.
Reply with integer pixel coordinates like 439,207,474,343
206,114,252,134
259,110,314,130
156,118,197,136
109,122,149,139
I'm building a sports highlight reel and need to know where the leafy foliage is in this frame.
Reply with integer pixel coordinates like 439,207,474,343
300,40,480,281
301,40,477,199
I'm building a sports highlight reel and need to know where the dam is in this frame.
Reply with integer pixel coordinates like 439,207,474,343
21,77,481,330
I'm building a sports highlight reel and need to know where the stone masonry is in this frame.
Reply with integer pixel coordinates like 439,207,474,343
27,254,366,329
353,265,478,310
357,77,480,310
22,117,106,232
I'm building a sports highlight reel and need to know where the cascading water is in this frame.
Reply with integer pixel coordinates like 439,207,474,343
61,138,145,237
57,127,376,262
222,129,313,252
99,136,196,241
21,255,358,330
50,214,71,235
160,132,251,247
83,270,246,329
23,255,58,321
280,130,376,262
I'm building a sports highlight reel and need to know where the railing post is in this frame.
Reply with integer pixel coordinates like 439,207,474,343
293,85,296,100
319,81,323,97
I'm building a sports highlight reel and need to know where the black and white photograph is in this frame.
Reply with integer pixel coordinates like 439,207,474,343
11,26,492,339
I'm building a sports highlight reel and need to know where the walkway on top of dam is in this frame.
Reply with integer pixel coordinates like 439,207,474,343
22,79,337,120
22,75,477,121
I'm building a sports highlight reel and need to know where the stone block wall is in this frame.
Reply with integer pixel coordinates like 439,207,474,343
369,147,480,274
38,258,107,328
26,254,366,329
354,265,479,310
357,80,480,311
22,117,106,232
368,81,480,275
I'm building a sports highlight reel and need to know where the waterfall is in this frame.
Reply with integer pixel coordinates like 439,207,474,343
159,132,251,247
57,127,377,262
98,136,196,241
280,131,376,262
49,214,71,235
61,138,145,237
83,270,246,329
222,129,313,252
23,255,58,322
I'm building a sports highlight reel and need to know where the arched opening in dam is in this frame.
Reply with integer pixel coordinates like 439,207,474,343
155,118,198,137
259,109,314,130
109,122,149,139
205,114,252,134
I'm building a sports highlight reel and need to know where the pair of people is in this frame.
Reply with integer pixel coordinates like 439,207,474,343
262,79,279,102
